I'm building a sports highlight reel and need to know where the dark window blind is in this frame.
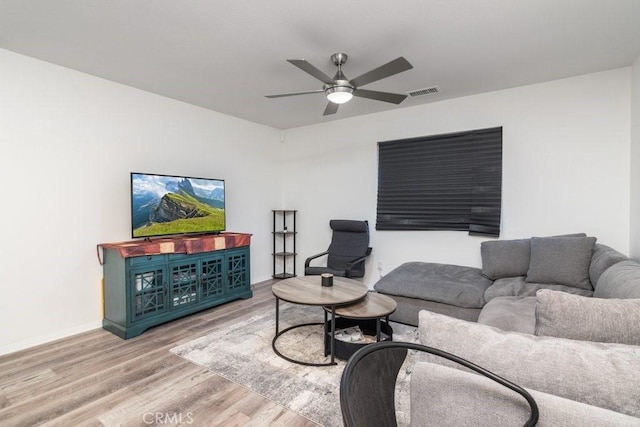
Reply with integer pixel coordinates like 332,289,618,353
376,127,502,237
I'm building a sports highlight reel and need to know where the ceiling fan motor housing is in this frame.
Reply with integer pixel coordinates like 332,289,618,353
331,52,348,66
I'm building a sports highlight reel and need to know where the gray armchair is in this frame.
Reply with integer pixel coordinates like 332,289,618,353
304,220,372,278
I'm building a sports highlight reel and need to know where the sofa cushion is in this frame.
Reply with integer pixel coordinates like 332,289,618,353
526,236,596,289
535,289,640,345
594,260,640,299
373,262,492,308
589,243,629,287
411,362,640,427
480,238,531,280
477,296,537,334
418,310,640,418
484,276,593,301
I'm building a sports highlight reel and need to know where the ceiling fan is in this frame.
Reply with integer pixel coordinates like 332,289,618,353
265,53,413,116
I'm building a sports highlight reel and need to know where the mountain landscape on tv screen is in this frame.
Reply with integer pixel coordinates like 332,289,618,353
132,174,225,237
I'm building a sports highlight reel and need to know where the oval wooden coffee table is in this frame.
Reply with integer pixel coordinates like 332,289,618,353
272,275,368,366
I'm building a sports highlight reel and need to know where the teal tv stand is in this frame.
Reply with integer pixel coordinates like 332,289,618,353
99,233,252,339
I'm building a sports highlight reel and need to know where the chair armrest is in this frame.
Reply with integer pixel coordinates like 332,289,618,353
305,251,329,268
344,247,373,275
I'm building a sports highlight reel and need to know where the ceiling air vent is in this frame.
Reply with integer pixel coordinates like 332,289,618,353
408,86,441,97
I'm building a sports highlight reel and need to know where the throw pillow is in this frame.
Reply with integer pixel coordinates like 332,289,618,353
526,236,596,289
418,310,640,418
481,233,587,281
535,289,640,345
480,239,531,280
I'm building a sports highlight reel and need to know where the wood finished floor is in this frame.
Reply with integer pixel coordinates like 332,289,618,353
0,280,321,427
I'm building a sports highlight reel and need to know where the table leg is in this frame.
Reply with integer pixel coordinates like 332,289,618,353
275,297,280,336
324,308,328,357
330,305,336,364
324,309,328,335
376,317,381,341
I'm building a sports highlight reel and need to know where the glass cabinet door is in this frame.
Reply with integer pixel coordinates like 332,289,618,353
227,249,249,293
169,260,199,309
201,254,225,301
131,267,166,321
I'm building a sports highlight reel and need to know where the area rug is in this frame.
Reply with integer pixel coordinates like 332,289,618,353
170,302,419,426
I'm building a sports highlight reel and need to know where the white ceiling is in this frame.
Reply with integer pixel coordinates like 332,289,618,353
1,1,640,130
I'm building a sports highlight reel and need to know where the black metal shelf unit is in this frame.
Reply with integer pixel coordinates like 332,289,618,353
272,210,297,279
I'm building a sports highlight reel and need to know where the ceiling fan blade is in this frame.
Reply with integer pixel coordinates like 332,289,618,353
287,59,335,85
353,89,407,104
265,89,325,98
350,57,413,88
323,102,339,115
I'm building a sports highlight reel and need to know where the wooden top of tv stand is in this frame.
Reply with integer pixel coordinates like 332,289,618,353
98,232,252,259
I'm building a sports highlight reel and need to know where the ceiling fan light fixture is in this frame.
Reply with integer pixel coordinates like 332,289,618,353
325,86,353,104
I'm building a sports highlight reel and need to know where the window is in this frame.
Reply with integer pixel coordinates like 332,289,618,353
376,127,502,237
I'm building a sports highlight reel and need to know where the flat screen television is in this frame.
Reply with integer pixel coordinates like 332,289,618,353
131,172,225,238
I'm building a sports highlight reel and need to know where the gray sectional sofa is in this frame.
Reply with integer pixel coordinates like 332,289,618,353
374,235,630,327
373,235,640,425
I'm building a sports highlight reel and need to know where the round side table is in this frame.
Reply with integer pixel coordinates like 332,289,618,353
323,292,397,360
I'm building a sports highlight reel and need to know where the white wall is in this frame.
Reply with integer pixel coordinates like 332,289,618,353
282,68,632,287
0,49,282,355
629,55,640,259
